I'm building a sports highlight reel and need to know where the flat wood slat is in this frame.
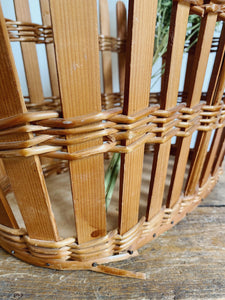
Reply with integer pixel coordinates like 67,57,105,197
189,53,225,191
0,188,18,229
199,127,224,186
205,23,225,105
0,4,59,241
147,1,190,218
116,1,126,93
100,0,112,96
39,0,59,98
13,0,44,104
0,160,18,228
212,127,225,176
49,0,106,244
119,0,157,234
185,13,219,196
186,13,217,108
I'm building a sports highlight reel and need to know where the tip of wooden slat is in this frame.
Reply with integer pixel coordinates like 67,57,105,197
92,264,146,280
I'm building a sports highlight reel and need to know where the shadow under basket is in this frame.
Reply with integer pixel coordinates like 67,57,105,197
0,0,225,279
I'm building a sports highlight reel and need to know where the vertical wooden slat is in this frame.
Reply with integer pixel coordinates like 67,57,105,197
186,14,217,108
0,160,18,228
116,1,126,94
0,189,18,228
185,14,221,196
188,24,225,189
211,127,225,175
100,0,112,96
49,0,106,243
198,54,225,186
146,1,190,219
165,12,217,207
39,0,59,98
13,0,44,104
199,127,224,186
119,0,157,234
0,4,59,241
205,24,225,105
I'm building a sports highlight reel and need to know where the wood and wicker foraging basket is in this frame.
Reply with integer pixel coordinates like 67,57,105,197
0,0,225,279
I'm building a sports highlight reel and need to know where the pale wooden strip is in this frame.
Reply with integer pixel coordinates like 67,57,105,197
206,23,225,105
186,13,217,108
13,0,44,104
186,31,225,191
0,4,59,241
185,130,212,195
39,0,59,98
193,25,225,187
0,188,18,228
166,135,192,208
119,0,157,234
184,14,221,196
182,44,196,102
212,127,225,176
213,57,225,106
199,127,224,186
100,0,112,96
49,0,106,243
0,160,18,228
147,1,190,219
116,1,126,93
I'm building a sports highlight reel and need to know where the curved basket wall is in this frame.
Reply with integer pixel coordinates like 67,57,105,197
0,0,224,279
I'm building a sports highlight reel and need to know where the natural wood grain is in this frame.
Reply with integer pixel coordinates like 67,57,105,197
166,135,192,208
0,159,18,228
185,22,225,192
119,0,157,234
212,127,225,176
100,0,112,95
116,1,126,93
0,187,18,228
0,171,224,299
205,23,225,105
200,127,224,186
0,4,59,241
49,0,106,243
184,14,220,196
39,0,59,98
13,0,44,104
147,1,190,218
186,13,217,108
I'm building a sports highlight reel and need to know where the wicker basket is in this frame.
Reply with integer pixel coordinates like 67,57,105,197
0,0,224,279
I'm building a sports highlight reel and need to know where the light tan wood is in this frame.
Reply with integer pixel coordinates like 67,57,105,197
186,13,217,108
13,0,44,104
147,1,190,219
161,12,216,202
0,159,18,228
0,188,18,229
195,25,225,188
100,0,112,96
119,0,157,234
166,135,192,208
39,0,59,98
200,127,224,186
116,1,126,93
0,4,59,241
49,0,106,243
186,130,212,195
206,23,225,105
212,127,225,176
185,14,221,195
